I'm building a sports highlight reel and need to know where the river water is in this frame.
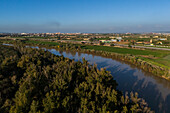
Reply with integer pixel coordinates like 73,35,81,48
3,44,170,113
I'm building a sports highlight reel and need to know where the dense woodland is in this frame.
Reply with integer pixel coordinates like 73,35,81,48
0,44,153,113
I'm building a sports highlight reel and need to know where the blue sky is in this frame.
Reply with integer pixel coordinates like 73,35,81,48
0,0,170,33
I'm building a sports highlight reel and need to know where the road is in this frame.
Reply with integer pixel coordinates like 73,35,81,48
113,44,170,51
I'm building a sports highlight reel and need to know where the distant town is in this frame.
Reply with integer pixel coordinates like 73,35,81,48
0,32,170,49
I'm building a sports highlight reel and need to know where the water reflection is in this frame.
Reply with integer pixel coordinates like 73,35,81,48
49,49,170,113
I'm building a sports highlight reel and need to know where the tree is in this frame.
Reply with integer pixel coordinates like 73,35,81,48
99,41,105,45
110,43,115,46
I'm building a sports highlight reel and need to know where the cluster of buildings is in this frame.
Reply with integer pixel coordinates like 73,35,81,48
99,37,123,43
0,32,169,46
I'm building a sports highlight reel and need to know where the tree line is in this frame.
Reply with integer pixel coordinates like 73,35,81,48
0,44,153,113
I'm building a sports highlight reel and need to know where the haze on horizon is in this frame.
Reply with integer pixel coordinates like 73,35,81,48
0,0,170,33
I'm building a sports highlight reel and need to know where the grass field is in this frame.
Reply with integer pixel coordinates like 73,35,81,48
81,45,170,57
80,45,170,68
159,55,170,67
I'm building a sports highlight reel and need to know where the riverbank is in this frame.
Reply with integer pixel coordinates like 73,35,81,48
1,40,170,80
